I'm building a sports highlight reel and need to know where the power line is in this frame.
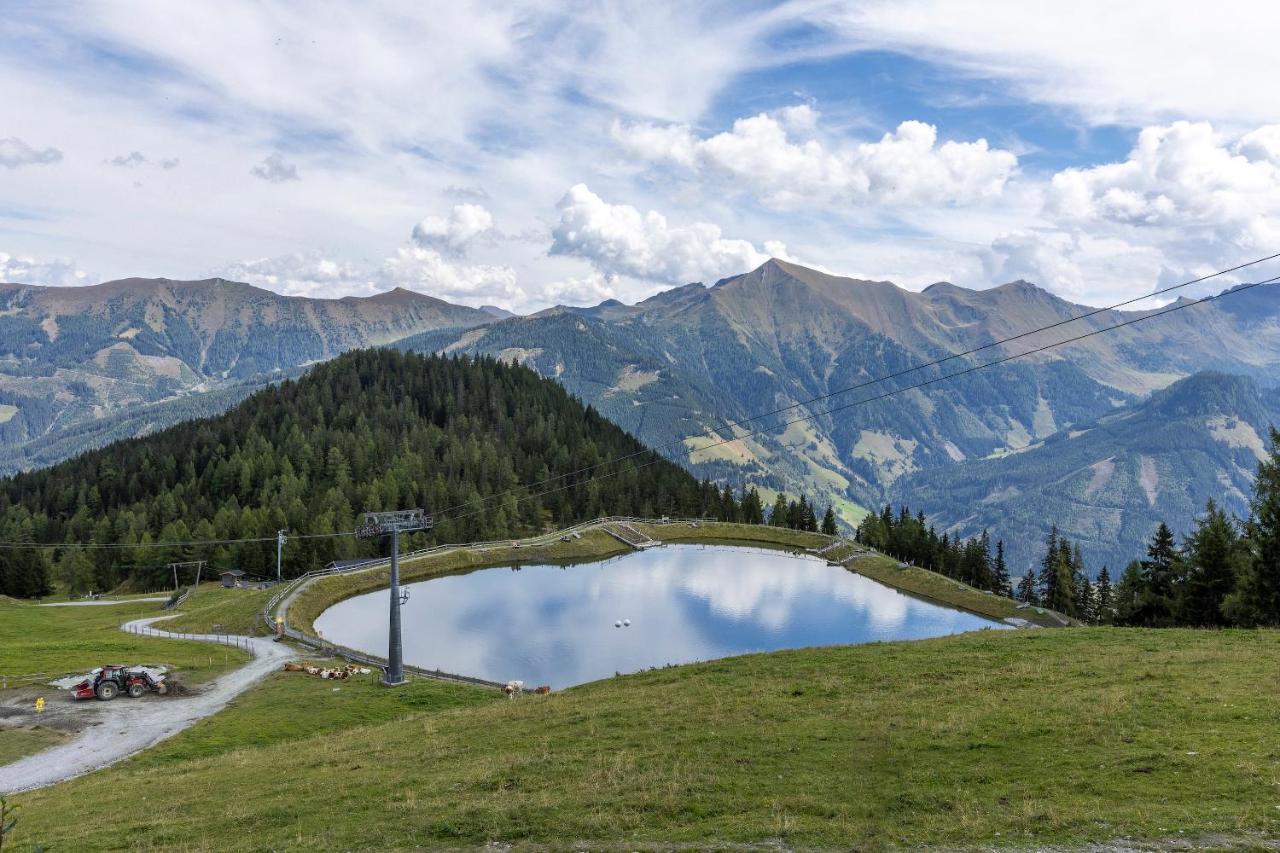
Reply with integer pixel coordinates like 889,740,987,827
427,252,1280,520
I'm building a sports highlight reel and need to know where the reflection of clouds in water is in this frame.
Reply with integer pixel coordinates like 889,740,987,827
315,545,1004,688
669,549,911,632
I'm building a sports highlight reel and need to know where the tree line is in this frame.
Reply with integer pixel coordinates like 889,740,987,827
854,505,1014,599
1106,429,1279,626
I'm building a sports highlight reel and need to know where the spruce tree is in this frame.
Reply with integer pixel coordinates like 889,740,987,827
769,493,789,527
821,505,837,536
1015,570,1037,604
1113,560,1145,625
1038,526,1060,607
1179,500,1242,626
1229,427,1280,626
1138,522,1179,626
1095,565,1114,623
992,540,1012,598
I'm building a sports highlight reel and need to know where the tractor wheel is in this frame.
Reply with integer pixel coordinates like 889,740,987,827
127,683,146,698
96,681,118,701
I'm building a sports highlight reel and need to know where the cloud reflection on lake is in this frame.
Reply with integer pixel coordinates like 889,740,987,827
314,544,1007,688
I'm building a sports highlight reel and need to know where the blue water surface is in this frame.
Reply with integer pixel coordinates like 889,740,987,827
314,544,1007,688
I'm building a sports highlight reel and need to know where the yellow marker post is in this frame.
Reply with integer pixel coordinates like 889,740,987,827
35,696,44,713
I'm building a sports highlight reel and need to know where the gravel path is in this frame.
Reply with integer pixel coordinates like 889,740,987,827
0,616,292,793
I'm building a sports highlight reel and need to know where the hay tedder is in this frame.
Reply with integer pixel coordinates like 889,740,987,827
72,665,167,701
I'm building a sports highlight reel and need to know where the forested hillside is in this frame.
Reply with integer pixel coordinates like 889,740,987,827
0,350,735,595
0,277,491,473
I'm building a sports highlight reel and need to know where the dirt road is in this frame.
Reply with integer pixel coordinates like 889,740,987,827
0,616,293,793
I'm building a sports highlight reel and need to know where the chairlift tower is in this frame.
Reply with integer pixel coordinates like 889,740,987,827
167,560,206,591
356,509,432,687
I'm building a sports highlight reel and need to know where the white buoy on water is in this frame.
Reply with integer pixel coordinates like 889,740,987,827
614,620,622,628
623,619,631,627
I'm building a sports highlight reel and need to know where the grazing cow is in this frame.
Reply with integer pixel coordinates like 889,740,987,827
534,685,551,695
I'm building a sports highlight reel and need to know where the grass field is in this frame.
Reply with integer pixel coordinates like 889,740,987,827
0,727,66,765
0,597,251,687
160,582,275,636
7,627,1279,850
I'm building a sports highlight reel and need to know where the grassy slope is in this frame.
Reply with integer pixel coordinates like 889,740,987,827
0,598,250,686
0,727,66,765
10,628,1280,850
160,582,275,636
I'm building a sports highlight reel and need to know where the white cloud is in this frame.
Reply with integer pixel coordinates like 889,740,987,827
0,252,93,287
614,112,1017,208
380,246,521,304
983,121,1280,304
250,153,299,183
410,203,494,257
822,1,1280,128
216,253,376,299
539,272,619,307
1048,121,1280,247
550,183,792,285
0,137,62,169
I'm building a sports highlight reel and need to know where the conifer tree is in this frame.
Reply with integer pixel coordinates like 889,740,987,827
1138,522,1179,626
1038,526,1061,607
1015,570,1037,604
1179,499,1242,626
992,539,1012,598
1094,565,1114,623
769,493,789,527
821,505,837,536
1229,427,1280,626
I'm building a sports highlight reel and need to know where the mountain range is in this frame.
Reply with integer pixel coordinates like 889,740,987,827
3,260,1279,575
0,277,488,473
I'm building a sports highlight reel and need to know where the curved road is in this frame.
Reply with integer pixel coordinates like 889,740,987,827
0,616,292,793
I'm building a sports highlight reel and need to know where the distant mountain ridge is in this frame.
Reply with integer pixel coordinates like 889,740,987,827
892,371,1280,573
0,277,490,473
399,259,1280,572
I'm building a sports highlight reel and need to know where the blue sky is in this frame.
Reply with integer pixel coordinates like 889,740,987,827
2,1,1278,311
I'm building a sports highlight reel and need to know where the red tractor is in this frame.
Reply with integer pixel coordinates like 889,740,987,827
72,665,167,701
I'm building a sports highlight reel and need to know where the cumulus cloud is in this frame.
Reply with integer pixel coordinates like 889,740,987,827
0,252,93,286
550,183,792,284
540,272,619,307
217,206,521,306
1047,121,1280,249
410,203,494,257
613,110,1017,208
380,246,521,304
250,152,300,183
217,253,376,298
985,121,1280,304
0,137,63,169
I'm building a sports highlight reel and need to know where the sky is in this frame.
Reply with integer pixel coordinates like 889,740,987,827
2,0,1280,313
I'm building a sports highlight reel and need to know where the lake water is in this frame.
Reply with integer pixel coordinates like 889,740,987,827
313,544,1008,688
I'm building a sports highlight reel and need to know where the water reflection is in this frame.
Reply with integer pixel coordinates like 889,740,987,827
314,544,1007,688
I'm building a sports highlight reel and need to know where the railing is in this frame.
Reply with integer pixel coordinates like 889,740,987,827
122,622,257,654
163,586,193,610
